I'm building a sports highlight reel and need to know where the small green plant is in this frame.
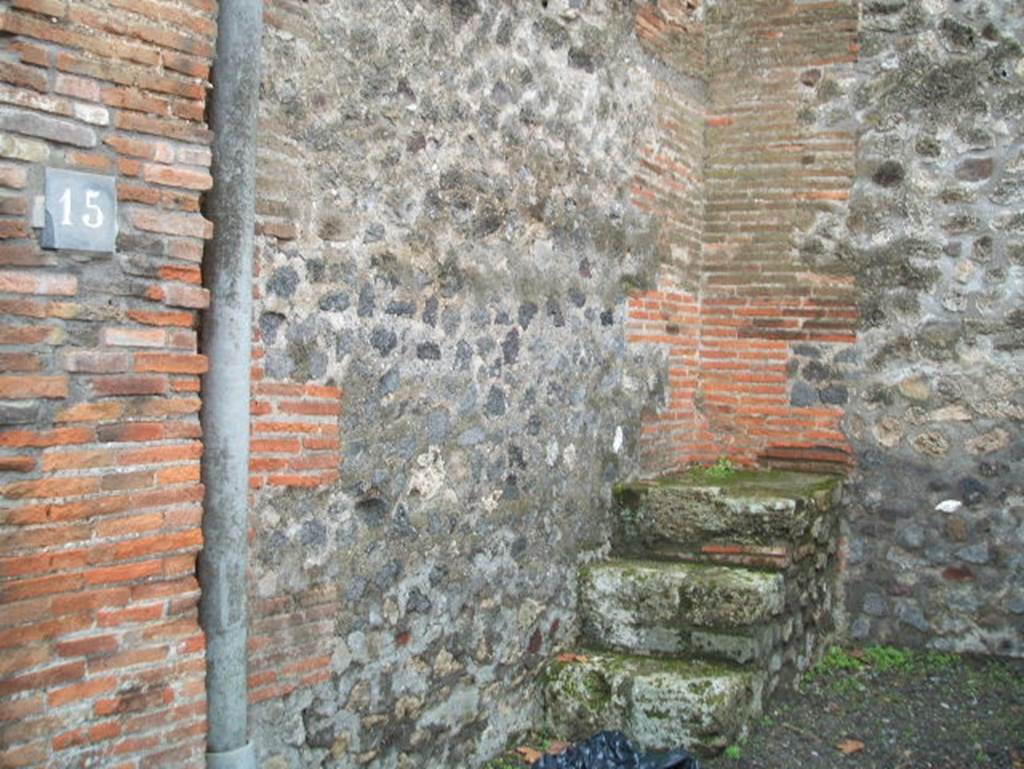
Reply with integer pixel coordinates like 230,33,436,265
724,745,742,760
830,675,867,695
813,645,866,675
917,650,959,672
803,644,966,692
706,457,735,478
690,457,736,482
862,644,912,672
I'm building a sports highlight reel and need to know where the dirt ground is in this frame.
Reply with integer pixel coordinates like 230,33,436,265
703,646,1024,769
486,646,1024,769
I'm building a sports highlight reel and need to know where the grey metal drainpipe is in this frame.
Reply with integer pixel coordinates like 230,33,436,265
199,0,263,768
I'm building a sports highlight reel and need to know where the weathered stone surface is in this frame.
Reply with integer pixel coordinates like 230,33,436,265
560,468,843,754
614,471,842,554
248,2,671,766
0,130,49,162
579,560,784,659
0,107,97,148
844,0,1024,658
543,653,763,754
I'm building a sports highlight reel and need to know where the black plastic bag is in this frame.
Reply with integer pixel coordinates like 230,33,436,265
533,730,701,769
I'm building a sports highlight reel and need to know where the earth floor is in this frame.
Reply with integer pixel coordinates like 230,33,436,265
703,646,1024,769
486,646,1024,769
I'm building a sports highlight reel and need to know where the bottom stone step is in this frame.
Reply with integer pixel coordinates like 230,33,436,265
542,651,764,754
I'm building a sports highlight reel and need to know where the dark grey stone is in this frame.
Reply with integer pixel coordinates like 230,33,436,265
790,380,818,407
267,265,300,297
0,402,42,426
895,601,931,633
862,593,889,617
258,312,285,344
358,284,376,317
872,160,905,187
956,543,991,564
425,410,449,443
802,360,831,382
454,339,473,370
319,291,351,312
406,587,432,614
0,107,97,148
958,477,988,505
546,296,564,327
897,523,925,550
417,342,442,360
386,300,416,317
379,367,400,395
501,329,520,365
518,301,538,329
370,327,398,356
423,297,439,327
458,427,485,446
485,386,506,417
819,385,849,405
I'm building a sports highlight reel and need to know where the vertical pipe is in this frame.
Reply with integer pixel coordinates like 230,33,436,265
200,1,263,767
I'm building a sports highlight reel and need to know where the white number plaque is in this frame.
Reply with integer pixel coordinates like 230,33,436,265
41,168,117,253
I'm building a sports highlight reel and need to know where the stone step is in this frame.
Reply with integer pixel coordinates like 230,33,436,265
543,651,763,754
579,560,785,663
613,470,842,567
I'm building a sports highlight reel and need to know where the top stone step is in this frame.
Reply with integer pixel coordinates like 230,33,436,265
613,470,842,565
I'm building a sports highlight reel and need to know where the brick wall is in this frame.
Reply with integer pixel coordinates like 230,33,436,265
700,0,858,471
629,0,706,476
242,0,343,716
0,1,216,767
631,0,859,477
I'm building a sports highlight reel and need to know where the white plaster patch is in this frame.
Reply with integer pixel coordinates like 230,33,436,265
562,443,576,470
481,489,501,513
408,447,445,500
546,440,559,467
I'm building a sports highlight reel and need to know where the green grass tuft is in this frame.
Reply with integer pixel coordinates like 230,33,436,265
862,645,912,672
689,457,736,482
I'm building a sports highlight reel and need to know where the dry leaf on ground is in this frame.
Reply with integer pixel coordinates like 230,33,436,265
837,739,865,755
515,746,543,764
554,653,589,663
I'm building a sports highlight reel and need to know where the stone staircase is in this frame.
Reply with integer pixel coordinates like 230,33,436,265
543,470,843,754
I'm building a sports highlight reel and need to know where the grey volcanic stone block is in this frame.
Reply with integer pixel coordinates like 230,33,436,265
613,471,842,555
579,560,784,661
543,652,763,754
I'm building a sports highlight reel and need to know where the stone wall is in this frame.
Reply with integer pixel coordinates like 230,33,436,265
841,0,1024,656
249,2,674,766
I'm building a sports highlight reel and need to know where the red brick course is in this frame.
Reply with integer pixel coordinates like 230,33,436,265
630,0,857,476
1,1,215,766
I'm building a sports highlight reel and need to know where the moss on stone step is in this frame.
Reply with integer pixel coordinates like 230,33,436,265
579,559,785,661
613,470,842,553
543,650,763,754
